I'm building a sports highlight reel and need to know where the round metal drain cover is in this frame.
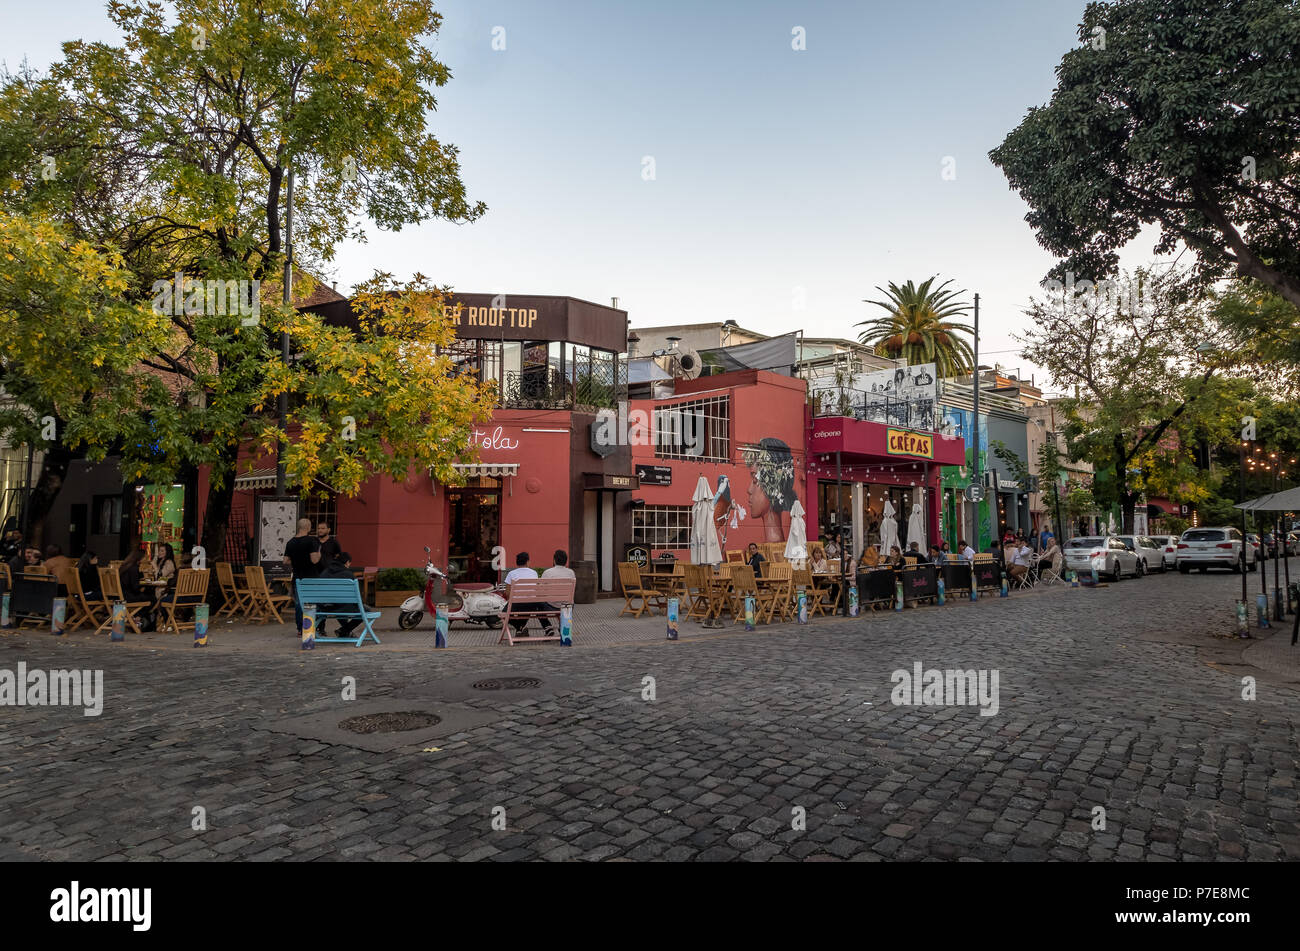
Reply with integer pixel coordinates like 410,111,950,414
472,677,542,691
338,711,440,734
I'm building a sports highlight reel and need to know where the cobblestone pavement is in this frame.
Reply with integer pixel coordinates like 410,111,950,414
2,563,1298,862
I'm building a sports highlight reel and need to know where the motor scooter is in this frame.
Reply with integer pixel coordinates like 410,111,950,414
398,547,506,630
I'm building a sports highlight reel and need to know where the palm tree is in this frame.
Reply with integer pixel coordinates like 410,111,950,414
857,277,976,377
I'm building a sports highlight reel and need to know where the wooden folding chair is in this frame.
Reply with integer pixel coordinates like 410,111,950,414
94,566,151,635
618,562,661,618
792,567,826,617
762,563,793,622
729,565,773,625
681,564,712,621
214,562,251,618
243,566,292,624
160,569,211,634
725,549,745,564
59,567,105,633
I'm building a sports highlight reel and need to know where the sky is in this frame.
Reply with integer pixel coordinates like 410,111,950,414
0,0,1178,392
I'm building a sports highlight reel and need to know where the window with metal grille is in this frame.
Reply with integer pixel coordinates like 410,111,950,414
653,395,730,462
632,504,693,548
300,490,338,534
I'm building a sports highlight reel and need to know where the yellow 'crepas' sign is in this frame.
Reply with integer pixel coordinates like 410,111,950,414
886,428,933,458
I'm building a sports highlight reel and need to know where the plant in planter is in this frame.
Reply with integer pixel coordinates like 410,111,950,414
375,567,425,607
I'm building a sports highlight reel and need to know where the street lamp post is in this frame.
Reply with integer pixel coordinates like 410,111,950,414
1239,440,1248,608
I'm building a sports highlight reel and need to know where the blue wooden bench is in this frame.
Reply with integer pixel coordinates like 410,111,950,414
294,578,382,646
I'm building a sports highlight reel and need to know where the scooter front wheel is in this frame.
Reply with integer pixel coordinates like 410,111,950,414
397,610,424,630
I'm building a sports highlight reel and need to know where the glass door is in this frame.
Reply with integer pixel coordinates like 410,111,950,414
446,476,501,584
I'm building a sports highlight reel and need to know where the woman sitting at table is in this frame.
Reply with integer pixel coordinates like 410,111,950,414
119,549,147,601
810,546,829,573
77,550,100,600
858,545,881,569
152,543,177,605
885,545,906,571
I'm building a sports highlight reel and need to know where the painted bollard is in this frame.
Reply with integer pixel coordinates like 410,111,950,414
301,604,316,650
1274,587,1286,621
1069,569,1078,587
559,604,573,646
666,598,678,640
1256,593,1270,629
937,576,945,606
1236,600,1249,635
110,601,125,642
744,596,755,631
895,579,904,612
847,587,859,617
969,574,978,602
999,572,1009,598
1090,564,1099,586
434,602,448,648
194,603,209,647
796,588,808,624
51,597,66,636
1,592,10,629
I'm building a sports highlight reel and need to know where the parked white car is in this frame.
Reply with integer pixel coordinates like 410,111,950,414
1177,527,1247,573
1116,535,1165,574
1062,535,1140,581
1148,534,1180,570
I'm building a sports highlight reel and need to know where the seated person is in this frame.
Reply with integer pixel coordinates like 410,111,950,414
858,545,881,569
928,544,946,566
823,538,840,561
810,546,830,573
885,545,906,571
317,551,363,638
42,544,76,575
908,542,930,564
505,551,551,637
1008,542,1035,582
746,542,766,578
959,539,976,562
1041,537,1062,571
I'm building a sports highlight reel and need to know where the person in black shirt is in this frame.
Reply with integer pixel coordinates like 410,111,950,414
316,521,342,564
745,542,766,578
77,551,101,600
317,551,362,639
282,518,322,633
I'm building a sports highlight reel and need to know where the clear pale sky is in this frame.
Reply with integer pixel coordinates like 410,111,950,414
1,0,1176,391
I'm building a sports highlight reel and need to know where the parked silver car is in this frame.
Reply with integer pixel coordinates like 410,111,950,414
1062,535,1140,581
1148,534,1180,570
1116,535,1164,574
1177,527,1247,573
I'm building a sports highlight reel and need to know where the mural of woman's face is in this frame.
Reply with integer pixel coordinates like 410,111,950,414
747,472,770,519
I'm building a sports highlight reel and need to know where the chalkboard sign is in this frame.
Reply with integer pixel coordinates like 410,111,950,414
903,565,938,602
12,575,58,620
857,568,895,605
942,562,972,593
972,562,1000,589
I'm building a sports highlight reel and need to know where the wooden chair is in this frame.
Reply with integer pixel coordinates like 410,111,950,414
681,564,713,621
729,565,776,625
95,566,151,635
295,577,382,646
762,563,793,622
59,567,104,633
244,565,292,623
160,569,211,635
792,567,826,618
356,566,379,605
214,562,251,618
618,562,661,618
725,549,745,564
1,562,10,590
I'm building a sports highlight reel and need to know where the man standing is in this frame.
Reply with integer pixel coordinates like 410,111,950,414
282,518,321,634
504,551,551,638
317,521,341,564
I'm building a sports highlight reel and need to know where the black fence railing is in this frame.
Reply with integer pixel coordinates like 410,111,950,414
811,386,937,431
501,360,627,411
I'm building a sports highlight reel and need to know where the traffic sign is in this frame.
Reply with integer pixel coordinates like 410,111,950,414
964,484,985,503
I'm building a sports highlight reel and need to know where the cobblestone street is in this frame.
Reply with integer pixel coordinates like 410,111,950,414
2,565,1298,862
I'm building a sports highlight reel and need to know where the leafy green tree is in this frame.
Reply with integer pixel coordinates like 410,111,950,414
856,277,975,376
0,0,490,557
990,0,1300,308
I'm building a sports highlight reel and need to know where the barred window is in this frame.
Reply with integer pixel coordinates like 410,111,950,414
632,504,693,548
653,395,730,462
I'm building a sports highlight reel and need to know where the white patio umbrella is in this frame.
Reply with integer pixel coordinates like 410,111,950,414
690,475,723,565
785,498,808,560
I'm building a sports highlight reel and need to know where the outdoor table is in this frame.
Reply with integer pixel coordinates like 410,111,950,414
812,571,843,611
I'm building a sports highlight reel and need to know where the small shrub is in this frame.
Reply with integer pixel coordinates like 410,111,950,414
376,567,424,591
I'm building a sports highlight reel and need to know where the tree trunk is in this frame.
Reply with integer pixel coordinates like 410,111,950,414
199,443,239,567
24,441,74,551
1121,492,1139,536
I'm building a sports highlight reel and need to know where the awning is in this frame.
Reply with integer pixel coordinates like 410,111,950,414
233,468,277,490
1237,487,1300,512
452,462,519,478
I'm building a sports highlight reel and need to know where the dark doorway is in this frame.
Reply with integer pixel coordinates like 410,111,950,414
446,476,502,584
69,503,87,557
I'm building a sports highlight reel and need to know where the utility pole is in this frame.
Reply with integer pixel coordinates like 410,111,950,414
971,293,981,549
1239,439,1248,607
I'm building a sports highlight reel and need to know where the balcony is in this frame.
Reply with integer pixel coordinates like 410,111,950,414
810,386,938,432
500,367,626,412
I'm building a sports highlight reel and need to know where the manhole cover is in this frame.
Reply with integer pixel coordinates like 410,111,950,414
338,711,441,734
472,677,543,691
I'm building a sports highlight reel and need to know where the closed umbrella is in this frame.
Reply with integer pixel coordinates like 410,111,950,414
785,498,808,560
690,476,723,565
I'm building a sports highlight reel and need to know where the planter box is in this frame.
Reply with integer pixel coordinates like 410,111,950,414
374,590,417,607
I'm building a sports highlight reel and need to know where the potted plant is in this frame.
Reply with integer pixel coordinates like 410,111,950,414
374,567,424,607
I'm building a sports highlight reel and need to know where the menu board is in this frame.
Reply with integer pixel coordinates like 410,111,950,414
256,496,300,569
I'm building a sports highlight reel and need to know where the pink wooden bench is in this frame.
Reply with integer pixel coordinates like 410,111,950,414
499,577,576,645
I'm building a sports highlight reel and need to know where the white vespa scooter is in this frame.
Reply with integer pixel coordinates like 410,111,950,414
397,547,507,630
